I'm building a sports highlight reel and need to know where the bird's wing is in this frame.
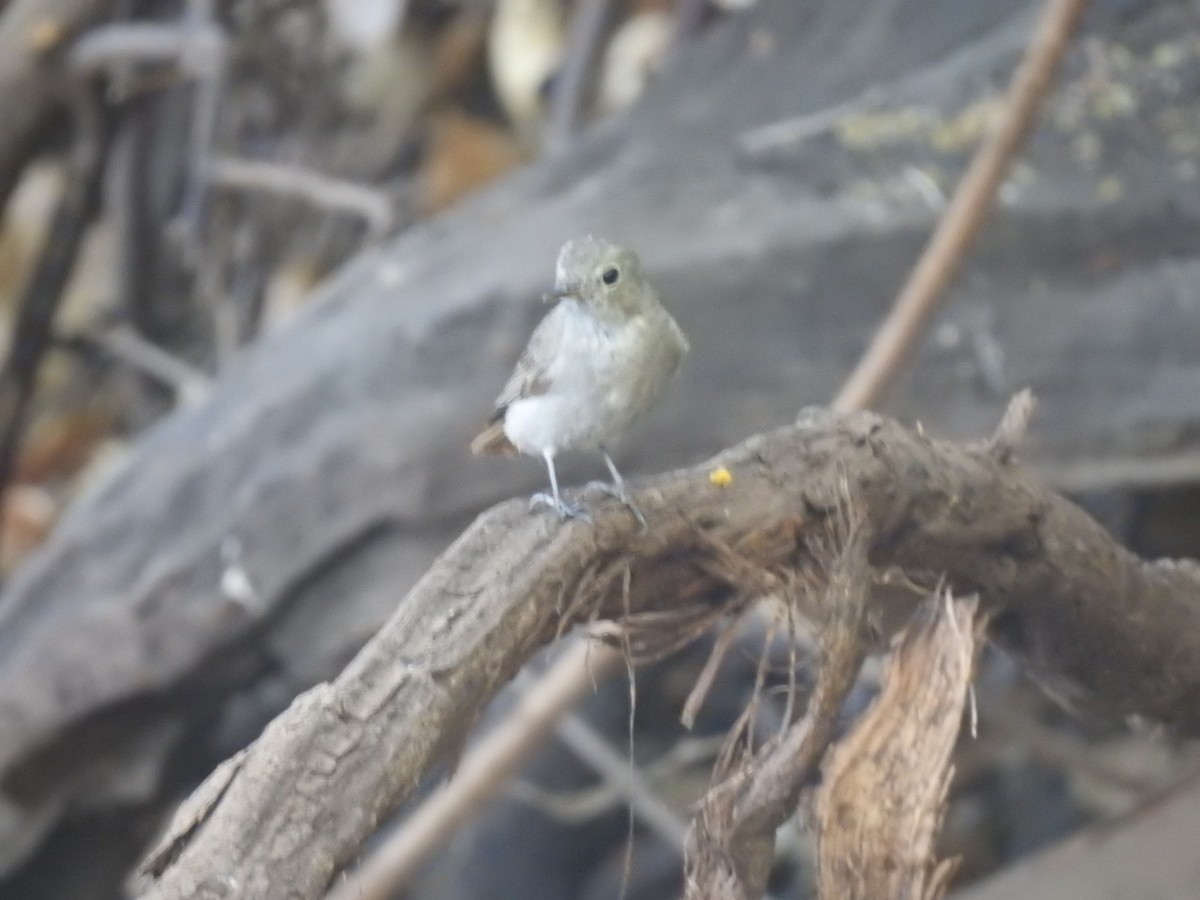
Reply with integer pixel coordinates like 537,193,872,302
665,311,690,362
488,302,566,422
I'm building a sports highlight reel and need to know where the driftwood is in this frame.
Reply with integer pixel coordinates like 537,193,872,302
814,592,979,900
3,0,1200,891
134,405,1200,898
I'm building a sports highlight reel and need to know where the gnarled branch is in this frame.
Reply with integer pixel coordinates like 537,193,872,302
136,406,1200,899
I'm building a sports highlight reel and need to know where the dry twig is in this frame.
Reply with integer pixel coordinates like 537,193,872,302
548,705,690,847
0,85,110,563
206,157,396,237
325,638,624,900
686,495,873,899
834,0,1090,411
543,0,613,154
81,325,212,405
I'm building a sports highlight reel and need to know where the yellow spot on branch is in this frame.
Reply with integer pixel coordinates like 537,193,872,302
709,466,733,488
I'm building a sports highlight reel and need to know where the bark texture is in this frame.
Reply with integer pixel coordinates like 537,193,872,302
815,594,979,900
135,407,1200,898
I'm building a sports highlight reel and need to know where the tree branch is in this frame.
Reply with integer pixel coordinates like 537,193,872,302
0,0,114,209
136,405,1200,899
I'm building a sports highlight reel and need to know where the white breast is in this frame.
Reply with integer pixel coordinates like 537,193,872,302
502,303,683,457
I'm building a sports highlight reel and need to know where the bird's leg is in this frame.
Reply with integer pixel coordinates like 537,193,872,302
530,450,591,522
586,448,647,529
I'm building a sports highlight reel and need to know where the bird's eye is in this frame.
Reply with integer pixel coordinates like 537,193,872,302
601,266,620,286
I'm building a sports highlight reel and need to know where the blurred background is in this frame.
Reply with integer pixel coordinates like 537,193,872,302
0,0,1198,897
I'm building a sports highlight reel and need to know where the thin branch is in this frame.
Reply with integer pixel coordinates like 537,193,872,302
67,20,222,75
833,0,1090,412
174,0,227,272
736,90,884,157
554,707,690,849
325,639,625,900
506,734,725,825
82,325,212,405
206,156,395,236
542,0,613,154
0,85,109,566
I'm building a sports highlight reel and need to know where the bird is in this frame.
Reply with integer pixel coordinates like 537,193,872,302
471,236,689,524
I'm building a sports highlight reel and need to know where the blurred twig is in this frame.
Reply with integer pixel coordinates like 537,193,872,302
77,325,211,405
0,85,110,565
548,702,690,848
207,157,396,237
543,0,613,154
736,90,883,157
834,0,1090,412
67,18,223,76
173,0,226,270
508,733,724,825
326,638,626,900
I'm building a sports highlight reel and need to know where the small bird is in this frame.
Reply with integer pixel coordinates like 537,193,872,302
472,236,689,524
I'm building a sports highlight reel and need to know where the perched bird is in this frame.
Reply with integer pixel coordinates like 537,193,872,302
472,237,689,524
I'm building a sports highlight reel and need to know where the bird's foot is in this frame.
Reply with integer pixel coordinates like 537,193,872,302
530,492,592,523
584,481,648,530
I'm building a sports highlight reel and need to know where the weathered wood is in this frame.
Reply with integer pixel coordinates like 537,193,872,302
815,595,978,900
136,408,1200,898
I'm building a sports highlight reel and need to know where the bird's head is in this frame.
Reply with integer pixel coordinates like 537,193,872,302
549,236,654,320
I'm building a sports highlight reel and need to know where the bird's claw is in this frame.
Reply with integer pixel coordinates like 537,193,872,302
584,481,648,530
530,492,592,523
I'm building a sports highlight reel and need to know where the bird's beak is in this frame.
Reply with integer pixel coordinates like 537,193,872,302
543,284,580,304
